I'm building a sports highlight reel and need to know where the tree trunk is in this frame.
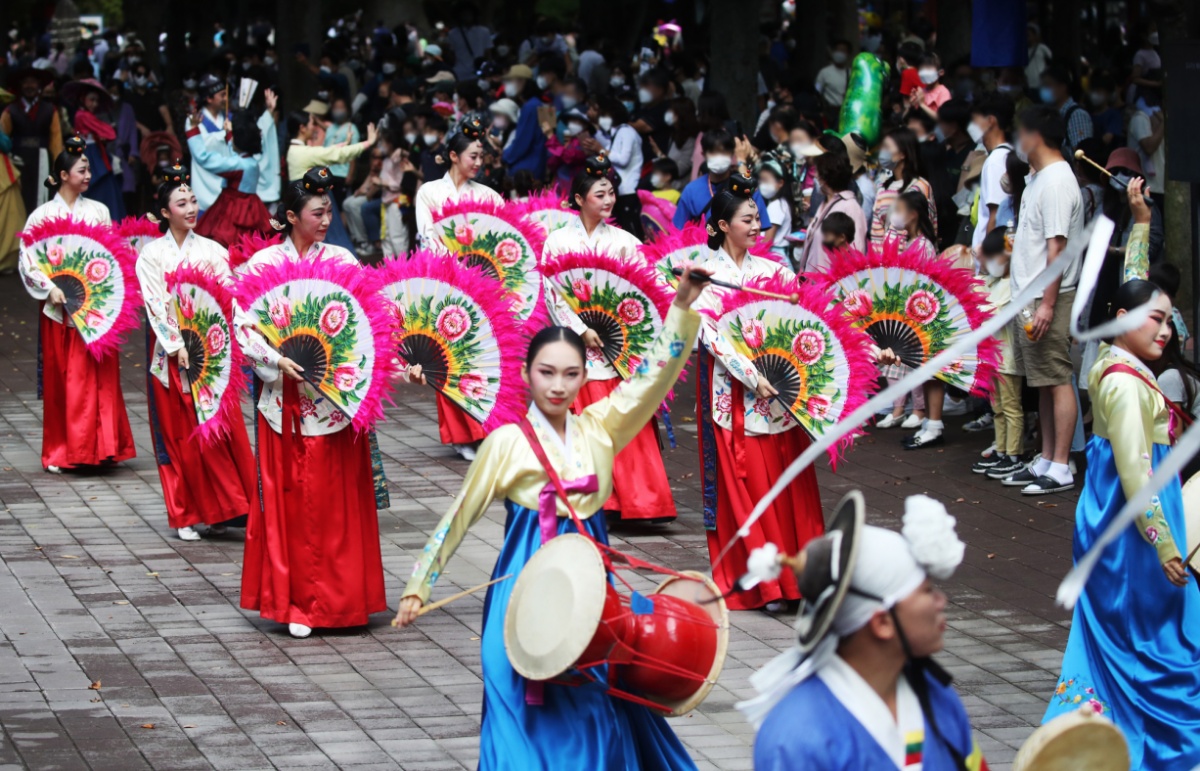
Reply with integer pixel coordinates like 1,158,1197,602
936,0,972,67
274,0,323,115
1156,0,1197,318
797,0,832,87
709,0,763,132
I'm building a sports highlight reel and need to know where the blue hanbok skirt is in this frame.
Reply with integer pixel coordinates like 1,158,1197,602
476,500,697,771
1044,439,1200,770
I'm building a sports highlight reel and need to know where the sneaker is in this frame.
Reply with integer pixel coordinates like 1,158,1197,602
764,601,786,613
1001,467,1039,487
900,413,924,430
986,458,1026,479
288,623,313,638
963,414,994,433
875,413,903,429
1021,475,1075,495
972,457,1004,474
453,444,478,461
45,465,62,474
903,432,944,450
178,526,202,541
943,397,969,416
206,524,228,536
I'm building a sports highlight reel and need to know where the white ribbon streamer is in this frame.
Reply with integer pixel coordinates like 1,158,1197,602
1068,215,1158,342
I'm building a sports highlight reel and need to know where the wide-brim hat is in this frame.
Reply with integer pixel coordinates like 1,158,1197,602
303,99,329,116
557,106,595,133
6,66,55,92
61,78,113,111
1105,147,1143,177
426,70,455,85
791,491,864,653
503,64,534,81
488,97,520,124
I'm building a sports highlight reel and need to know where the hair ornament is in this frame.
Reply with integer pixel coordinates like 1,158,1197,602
64,134,87,156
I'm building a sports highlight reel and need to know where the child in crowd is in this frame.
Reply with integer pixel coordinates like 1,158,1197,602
757,156,792,262
650,157,681,204
973,227,1025,479
819,211,855,252
911,52,952,120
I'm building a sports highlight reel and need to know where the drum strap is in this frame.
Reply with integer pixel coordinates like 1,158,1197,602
517,417,594,540
1100,362,1194,444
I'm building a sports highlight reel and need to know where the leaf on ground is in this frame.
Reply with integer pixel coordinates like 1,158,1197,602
88,679,101,690
113,600,129,605
141,723,155,729
1037,502,1059,508
60,554,80,559
146,572,159,577
33,546,42,551
954,498,965,503
89,697,101,703
183,724,196,729
276,721,287,726
987,553,996,559
676,473,694,480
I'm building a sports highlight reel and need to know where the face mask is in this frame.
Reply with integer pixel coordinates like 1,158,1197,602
888,211,910,230
1038,86,1054,104
1148,32,1160,45
706,155,732,174
241,61,251,71
496,45,511,57
664,111,676,126
332,110,349,123
560,95,577,110
1089,91,1106,107
985,259,1008,278
264,56,276,67
877,149,896,170
790,141,810,158
382,63,397,75
536,74,549,90
405,132,419,145
622,100,635,114
183,78,197,89
638,87,653,104
759,182,779,199
610,76,624,88
831,50,848,65
967,122,985,144
320,65,331,74
918,69,939,85
423,133,439,146
1000,174,1012,194
1015,144,1029,164
598,116,614,132
650,173,666,189
478,78,490,91
133,75,148,87
504,81,520,97
564,122,584,137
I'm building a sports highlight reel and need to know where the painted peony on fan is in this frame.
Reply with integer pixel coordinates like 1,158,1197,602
810,243,1000,395
640,222,711,288
167,264,246,443
116,215,162,255
234,253,397,430
376,250,526,432
509,191,579,237
543,252,676,380
20,216,143,359
430,197,547,328
714,276,877,453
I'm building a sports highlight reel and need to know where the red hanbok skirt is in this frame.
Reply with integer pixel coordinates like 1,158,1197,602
437,392,486,445
149,365,257,529
573,378,676,521
240,392,386,628
195,187,271,248
39,311,136,469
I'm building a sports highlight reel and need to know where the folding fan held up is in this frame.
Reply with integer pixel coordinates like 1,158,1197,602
509,191,579,238
20,216,143,359
811,243,1000,396
430,196,547,328
166,264,246,443
115,215,162,255
376,250,527,431
640,222,711,288
713,275,878,455
542,251,676,380
233,253,398,431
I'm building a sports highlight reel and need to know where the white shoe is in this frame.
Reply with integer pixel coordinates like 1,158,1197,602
943,397,969,416
875,414,903,429
288,623,313,638
900,413,924,430
177,526,201,542
981,443,997,459
454,443,477,461
206,524,228,536
45,465,62,474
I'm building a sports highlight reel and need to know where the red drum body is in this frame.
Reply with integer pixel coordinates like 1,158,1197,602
504,534,729,716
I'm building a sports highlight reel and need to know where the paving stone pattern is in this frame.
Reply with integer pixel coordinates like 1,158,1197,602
0,274,1075,769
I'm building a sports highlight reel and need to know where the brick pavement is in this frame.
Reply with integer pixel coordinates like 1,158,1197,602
0,272,1076,770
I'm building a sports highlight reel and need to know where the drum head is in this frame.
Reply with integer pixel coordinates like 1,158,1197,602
647,571,729,716
1182,474,1200,571
504,534,610,681
1013,707,1129,771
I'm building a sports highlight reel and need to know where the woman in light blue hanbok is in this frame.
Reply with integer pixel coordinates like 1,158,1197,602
1043,280,1200,770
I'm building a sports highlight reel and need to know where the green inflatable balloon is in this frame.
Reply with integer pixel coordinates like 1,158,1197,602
836,52,889,148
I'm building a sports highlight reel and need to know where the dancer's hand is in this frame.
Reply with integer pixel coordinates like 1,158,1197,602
1163,557,1190,587
582,329,602,349
278,356,305,381
672,261,711,310
48,286,66,306
393,596,423,627
407,364,426,385
755,377,779,399
176,347,190,371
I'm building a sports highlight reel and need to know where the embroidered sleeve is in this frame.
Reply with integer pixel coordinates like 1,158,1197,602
545,277,589,336
585,304,700,453
1123,222,1150,283
18,238,54,299
134,251,183,354
402,431,508,604
1097,370,1180,563
232,296,282,382
697,307,759,390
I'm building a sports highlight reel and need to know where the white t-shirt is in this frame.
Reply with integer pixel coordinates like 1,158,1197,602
815,64,849,107
766,197,792,254
972,144,1012,248
1025,43,1053,88
1128,111,1166,195
1011,160,1084,296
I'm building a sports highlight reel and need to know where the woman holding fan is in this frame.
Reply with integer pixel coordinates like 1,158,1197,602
413,116,503,461
693,172,824,611
135,164,258,542
19,136,136,473
234,167,387,639
543,154,677,522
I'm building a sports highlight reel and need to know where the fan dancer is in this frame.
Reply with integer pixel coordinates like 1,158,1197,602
1042,280,1200,769
393,267,709,771
544,154,676,522
135,165,258,542
18,136,136,472
694,173,824,611
184,105,272,248
234,167,386,639
414,116,504,461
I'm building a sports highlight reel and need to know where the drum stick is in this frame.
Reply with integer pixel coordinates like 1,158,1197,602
1073,150,1153,202
670,267,800,304
398,574,513,623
